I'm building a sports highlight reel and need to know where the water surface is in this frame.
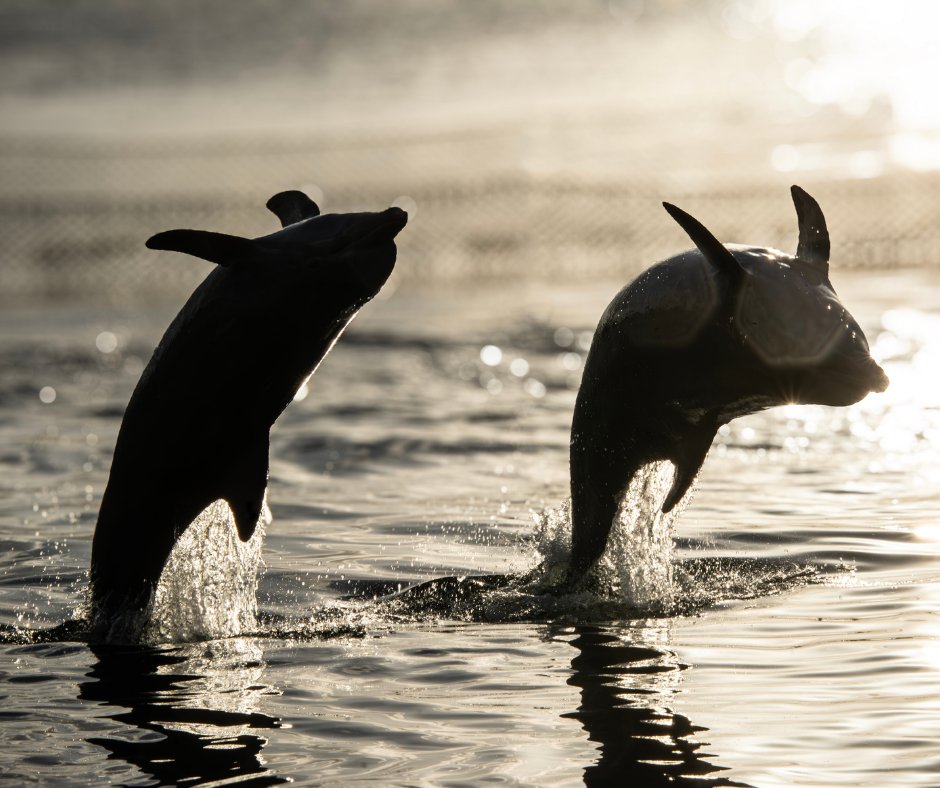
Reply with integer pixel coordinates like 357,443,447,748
1,271,937,786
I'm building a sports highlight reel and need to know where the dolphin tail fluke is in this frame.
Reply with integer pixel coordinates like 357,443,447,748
662,423,717,513
266,190,321,227
146,229,257,267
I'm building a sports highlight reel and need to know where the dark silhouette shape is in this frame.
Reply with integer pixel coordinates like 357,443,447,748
90,191,407,636
568,186,888,579
80,644,287,785
561,624,749,786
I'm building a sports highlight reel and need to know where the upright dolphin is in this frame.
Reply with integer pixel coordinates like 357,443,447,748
568,186,887,580
90,191,407,632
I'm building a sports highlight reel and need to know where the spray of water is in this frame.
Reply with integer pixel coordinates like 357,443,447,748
594,461,681,610
532,461,684,611
530,501,573,586
146,499,268,643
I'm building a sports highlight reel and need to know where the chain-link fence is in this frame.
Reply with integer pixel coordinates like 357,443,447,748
3,134,938,303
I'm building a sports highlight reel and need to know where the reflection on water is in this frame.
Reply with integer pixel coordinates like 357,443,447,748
80,640,285,786
1,272,939,784
562,624,746,787
76,625,748,787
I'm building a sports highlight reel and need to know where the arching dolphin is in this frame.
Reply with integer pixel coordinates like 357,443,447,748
90,191,407,631
568,186,888,580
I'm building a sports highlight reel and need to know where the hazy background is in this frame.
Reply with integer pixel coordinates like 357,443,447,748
2,0,939,301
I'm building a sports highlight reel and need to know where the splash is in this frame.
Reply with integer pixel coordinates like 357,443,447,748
146,499,268,643
530,501,574,587
593,461,681,610
384,459,683,622
533,461,683,611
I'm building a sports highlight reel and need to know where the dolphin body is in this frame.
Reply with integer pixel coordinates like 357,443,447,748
90,191,407,632
568,186,888,580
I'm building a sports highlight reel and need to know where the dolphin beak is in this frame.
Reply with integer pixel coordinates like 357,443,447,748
868,359,889,393
381,207,409,238
349,207,408,248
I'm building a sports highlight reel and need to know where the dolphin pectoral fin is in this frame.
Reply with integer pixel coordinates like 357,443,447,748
662,202,744,282
791,185,830,274
223,435,271,542
266,190,321,227
228,491,264,541
662,425,717,513
146,230,257,267
661,461,700,514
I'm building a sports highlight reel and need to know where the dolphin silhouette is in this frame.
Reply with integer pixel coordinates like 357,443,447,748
90,191,407,631
568,186,888,580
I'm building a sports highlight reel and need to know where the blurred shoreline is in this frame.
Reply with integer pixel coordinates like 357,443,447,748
3,1,939,302
2,129,936,304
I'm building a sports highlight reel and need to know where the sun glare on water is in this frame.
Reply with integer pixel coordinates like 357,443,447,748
753,0,940,173
863,307,940,548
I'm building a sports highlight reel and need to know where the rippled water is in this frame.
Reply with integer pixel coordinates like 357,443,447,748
1,270,938,786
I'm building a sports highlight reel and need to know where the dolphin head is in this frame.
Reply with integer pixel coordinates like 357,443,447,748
147,191,408,303
660,185,888,416
143,191,410,420
260,193,408,296
729,246,888,408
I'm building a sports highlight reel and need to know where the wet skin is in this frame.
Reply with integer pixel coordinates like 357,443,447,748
568,186,888,581
90,191,407,634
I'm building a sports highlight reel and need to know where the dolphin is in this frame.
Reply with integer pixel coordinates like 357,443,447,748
89,190,407,631
568,186,888,580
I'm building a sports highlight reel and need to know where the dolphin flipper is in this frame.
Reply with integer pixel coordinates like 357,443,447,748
146,230,257,267
661,422,717,513
222,433,270,541
266,191,321,228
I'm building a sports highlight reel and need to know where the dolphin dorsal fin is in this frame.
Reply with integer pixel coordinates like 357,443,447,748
266,190,321,228
791,185,830,275
663,202,742,281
